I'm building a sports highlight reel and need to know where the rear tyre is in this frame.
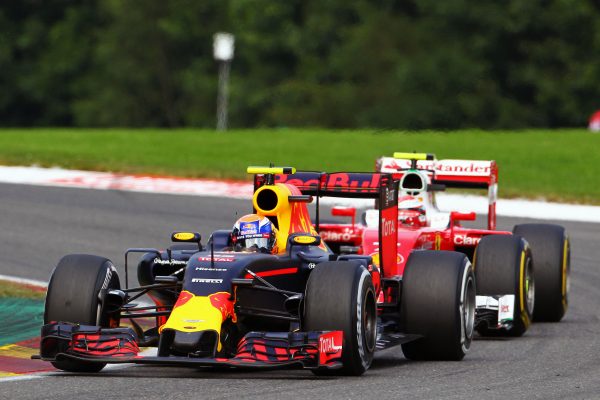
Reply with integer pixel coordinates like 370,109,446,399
400,251,476,361
513,224,570,322
304,261,376,376
475,235,533,337
45,254,121,372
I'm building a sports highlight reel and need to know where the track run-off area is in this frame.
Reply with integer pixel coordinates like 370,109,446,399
0,179,599,399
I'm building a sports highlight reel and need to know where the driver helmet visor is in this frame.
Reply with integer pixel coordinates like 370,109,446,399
237,233,271,250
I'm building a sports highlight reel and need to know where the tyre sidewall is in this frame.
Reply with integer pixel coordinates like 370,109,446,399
511,239,533,335
459,261,476,355
350,267,376,372
45,254,119,325
44,254,120,373
513,224,569,322
401,251,474,360
304,262,376,375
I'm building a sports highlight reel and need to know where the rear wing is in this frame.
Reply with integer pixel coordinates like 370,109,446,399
377,156,498,230
253,171,399,274
258,171,386,198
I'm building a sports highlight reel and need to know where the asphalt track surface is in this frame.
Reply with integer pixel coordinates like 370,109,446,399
1,182,599,399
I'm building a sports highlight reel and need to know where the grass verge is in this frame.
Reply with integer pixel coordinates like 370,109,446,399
1,128,599,204
0,280,46,300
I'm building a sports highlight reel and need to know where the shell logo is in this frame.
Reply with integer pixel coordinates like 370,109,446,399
370,252,404,267
371,252,380,266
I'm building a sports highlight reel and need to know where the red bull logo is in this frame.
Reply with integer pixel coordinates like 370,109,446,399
276,173,381,192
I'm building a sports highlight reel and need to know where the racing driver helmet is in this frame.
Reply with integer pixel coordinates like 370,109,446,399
397,196,427,227
231,214,277,253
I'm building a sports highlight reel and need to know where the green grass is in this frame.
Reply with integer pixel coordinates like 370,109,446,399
0,128,599,204
0,280,46,299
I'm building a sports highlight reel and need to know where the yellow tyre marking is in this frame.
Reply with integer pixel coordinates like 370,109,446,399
0,372,18,378
519,250,530,328
562,238,569,309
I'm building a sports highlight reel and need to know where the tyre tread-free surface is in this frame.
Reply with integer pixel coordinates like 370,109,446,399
513,223,569,322
400,250,476,360
45,253,120,372
304,261,376,376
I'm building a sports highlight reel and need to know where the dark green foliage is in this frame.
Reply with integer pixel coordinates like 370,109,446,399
2,0,600,128
0,0,101,126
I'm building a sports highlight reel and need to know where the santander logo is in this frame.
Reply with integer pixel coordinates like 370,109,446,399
379,158,492,177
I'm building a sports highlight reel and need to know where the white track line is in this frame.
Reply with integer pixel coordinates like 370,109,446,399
0,349,159,383
0,166,253,198
1,165,599,222
0,374,44,383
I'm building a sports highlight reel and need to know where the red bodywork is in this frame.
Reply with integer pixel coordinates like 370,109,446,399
319,156,512,304
320,212,509,280
377,157,499,230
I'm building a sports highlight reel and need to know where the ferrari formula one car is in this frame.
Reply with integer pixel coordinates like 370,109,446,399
319,153,571,337
36,166,476,376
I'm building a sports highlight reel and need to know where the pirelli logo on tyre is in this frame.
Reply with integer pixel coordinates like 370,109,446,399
293,235,317,244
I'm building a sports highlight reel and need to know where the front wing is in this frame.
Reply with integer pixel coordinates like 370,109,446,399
475,295,516,330
35,322,344,370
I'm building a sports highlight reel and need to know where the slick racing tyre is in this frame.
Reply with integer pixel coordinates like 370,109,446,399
400,251,476,361
513,224,570,322
45,254,121,372
304,261,377,376
475,235,533,337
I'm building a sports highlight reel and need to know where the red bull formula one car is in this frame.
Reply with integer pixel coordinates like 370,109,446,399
319,153,571,337
35,166,476,376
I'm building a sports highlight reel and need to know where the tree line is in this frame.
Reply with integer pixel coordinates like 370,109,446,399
2,0,600,129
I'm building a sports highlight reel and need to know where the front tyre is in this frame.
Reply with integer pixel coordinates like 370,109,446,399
304,261,377,376
400,251,476,361
44,254,121,372
513,224,570,322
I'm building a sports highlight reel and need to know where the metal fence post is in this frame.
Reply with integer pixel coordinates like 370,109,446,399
213,33,235,131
